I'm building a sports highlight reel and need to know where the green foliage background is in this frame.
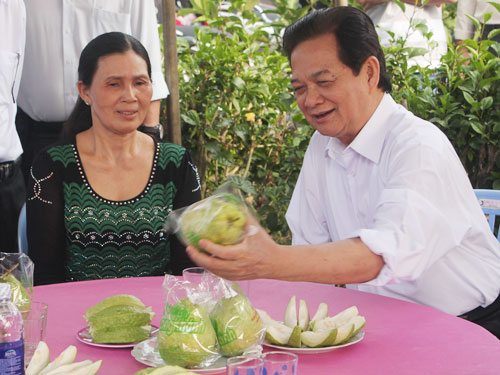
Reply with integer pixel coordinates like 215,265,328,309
164,0,500,243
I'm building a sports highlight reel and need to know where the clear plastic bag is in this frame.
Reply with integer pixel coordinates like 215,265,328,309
158,271,265,368
0,252,34,312
158,275,221,368
165,183,251,249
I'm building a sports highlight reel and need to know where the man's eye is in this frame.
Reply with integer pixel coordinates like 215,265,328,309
318,81,332,86
293,86,305,94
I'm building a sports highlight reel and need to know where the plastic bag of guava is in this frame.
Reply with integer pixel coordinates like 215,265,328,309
164,183,254,250
158,275,221,369
208,274,265,357
0,252,34,313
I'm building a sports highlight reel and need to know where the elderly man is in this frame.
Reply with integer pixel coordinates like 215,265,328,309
186,7,500,338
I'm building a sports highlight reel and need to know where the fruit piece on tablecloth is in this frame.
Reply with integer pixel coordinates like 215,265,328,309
26,341,50,375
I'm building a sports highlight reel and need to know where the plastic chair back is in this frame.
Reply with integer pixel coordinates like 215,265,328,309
474,189,500,241
17,203,28,254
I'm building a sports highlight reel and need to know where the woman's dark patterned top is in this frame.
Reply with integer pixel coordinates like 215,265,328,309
27,137,201,285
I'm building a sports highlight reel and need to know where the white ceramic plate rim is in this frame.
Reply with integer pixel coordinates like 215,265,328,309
131,337,226,374
76,325,158,349
263,330,364,354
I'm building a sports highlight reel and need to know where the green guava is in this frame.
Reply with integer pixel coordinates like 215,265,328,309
158,299,217,368
0,274,32,312
210,295,264,356
90,325,151,344
86,305,154,330
180,194,247,248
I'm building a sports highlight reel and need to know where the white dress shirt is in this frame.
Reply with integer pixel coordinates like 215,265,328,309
18,0,169,123
0,0,25,162
455,0,500,40
286,94,500,316
367,3,447,67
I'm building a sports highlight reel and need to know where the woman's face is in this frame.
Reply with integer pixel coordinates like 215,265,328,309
79,50,153,135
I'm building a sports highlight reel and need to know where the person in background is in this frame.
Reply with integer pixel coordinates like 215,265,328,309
186,7,500,339
455,0,500,56
0,0,26,253
358,0,456,67
17,0,169,186
27,32,201,286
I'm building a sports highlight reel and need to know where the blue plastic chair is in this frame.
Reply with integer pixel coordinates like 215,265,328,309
474,189,500,241
17,203,28,254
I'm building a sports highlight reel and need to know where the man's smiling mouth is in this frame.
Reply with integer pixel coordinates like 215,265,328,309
313,108,335,119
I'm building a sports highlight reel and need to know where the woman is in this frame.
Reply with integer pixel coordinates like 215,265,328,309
26,32,201,285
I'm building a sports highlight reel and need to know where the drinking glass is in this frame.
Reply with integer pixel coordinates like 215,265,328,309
20,301,48,365
226,355,264,375
263,351,298,375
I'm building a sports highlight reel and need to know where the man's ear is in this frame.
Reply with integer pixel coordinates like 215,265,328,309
364,56,380,92
77,81,91,106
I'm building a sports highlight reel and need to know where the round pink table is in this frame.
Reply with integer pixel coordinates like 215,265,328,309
33,277,500,374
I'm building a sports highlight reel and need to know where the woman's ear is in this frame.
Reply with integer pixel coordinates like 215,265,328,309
77,81,91,106
364,56,380,93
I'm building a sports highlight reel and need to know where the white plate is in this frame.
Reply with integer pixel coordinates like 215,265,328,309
76,325,159,349
131,337,226,374
263,331,364,354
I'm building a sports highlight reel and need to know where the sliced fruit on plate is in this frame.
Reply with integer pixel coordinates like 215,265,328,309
265,322,294,345
312,305,358,331
135,364,198,375
283,296,297,328
331,323,354,346
347,315,366,337
301,328,337,348
84,294,146,320
298,299,310,331
309,302,328,330
39,345,77,375
287,326,302,348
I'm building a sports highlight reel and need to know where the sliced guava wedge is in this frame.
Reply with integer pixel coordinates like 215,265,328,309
301,328,337,348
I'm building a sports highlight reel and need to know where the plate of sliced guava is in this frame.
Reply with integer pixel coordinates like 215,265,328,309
131,337,227,374
263,330,364,354
76,325,159,349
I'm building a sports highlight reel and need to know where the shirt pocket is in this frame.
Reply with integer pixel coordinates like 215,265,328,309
0,49,20,105
92,6,132,37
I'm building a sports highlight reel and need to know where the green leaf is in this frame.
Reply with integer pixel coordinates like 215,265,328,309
204,128,219,140
480,96,493,111
470,121,485,135
489,2,500,13
233,76,246,89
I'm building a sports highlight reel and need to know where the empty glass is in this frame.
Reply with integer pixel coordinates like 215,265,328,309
226,355,264,375
262,351,298,375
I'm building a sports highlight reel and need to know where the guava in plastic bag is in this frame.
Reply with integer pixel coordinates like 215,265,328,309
209,276,265,357
0,252,34,313
158,275,220,368
165,183,250,250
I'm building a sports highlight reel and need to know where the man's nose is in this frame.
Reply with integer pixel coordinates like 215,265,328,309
304,87,323,107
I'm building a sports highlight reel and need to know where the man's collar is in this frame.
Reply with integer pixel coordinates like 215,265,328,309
347,93,397,164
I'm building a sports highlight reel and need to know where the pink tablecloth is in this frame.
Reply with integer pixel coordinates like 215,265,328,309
33,277,500,375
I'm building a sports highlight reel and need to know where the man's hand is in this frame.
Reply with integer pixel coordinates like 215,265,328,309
185,217,281,281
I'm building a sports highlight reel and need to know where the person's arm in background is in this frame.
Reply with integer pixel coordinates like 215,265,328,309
26,150,66,285
130,0,169,129
454,0,476,61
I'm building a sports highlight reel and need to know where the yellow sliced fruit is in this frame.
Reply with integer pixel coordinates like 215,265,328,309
43,360,93,375
301,328,337,348
26,341,50,375
39,345,77,375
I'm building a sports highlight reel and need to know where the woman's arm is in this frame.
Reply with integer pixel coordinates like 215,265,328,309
26,150,66,285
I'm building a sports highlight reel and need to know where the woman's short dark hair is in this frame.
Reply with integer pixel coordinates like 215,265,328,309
63,32,152,137
283,6,392,93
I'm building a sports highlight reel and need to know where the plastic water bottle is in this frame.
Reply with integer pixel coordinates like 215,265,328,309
0,283,24,375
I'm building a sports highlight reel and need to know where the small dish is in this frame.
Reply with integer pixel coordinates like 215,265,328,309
262,331,364,354
76,325,159,349
131,337,226,374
